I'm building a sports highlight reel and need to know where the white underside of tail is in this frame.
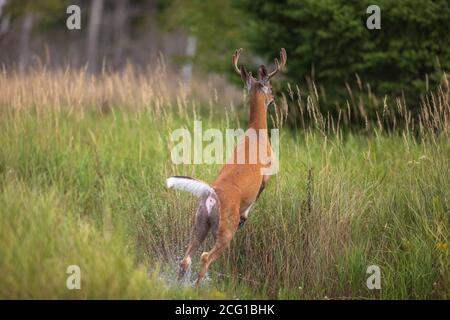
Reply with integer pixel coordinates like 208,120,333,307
166,176,215,197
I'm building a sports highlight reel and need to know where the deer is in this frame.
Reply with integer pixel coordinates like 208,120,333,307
166,48,287,286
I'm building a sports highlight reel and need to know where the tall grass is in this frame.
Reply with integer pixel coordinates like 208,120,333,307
0,65,448,299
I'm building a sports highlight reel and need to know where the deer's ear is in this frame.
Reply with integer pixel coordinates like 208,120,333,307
257,65,268,81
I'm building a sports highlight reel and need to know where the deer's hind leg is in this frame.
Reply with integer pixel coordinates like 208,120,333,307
196,202,240,286
178,203,211,279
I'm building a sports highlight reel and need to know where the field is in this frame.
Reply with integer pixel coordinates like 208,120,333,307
0,66,449,299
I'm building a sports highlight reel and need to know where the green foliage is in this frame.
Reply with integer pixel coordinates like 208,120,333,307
5,0,66,16
159,0,247,75
4,0,69,30
234,0,450,107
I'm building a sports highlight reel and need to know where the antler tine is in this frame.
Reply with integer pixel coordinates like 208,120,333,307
232,48,243,75
267,48,287,80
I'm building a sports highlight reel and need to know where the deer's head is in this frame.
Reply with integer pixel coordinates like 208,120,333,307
232,48,287,107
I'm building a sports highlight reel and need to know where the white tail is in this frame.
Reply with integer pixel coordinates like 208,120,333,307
166,176,215,197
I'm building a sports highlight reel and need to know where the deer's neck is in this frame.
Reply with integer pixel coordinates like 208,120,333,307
248,93,267,130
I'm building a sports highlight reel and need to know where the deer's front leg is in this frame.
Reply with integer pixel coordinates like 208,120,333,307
239,173,270,228
257,174,270,199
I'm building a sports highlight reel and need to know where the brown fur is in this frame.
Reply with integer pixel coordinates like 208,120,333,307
178,48,286,286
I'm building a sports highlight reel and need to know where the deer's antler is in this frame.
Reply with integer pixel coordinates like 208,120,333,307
232,48,243,75
267,48,287,80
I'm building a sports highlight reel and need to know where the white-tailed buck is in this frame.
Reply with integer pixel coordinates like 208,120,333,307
167,48,287,286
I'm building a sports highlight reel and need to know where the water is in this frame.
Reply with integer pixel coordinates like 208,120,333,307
155,257,212,289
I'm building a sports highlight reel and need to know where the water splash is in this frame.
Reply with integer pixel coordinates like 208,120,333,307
154,256,212,289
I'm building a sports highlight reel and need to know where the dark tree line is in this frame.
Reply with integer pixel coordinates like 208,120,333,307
162,0,450,112
235,0,450,110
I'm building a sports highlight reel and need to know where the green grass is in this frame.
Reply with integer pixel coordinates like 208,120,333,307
0,68,448,299
0,106,448,299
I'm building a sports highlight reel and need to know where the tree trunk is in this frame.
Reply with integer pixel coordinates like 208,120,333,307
19,13,33,73
0,0,10,38
113,0,128,70
147,0,160,62
181,35,197,91
0,0,7,18
86,0,104,73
